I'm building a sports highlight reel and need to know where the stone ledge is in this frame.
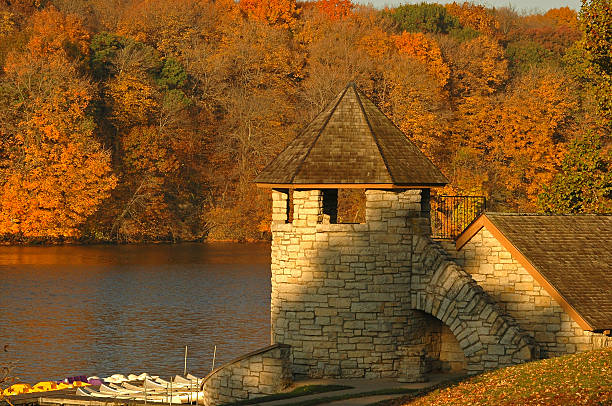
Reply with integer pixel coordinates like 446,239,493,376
200,344,292,406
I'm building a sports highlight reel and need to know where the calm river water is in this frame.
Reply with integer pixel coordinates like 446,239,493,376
0,243,271,384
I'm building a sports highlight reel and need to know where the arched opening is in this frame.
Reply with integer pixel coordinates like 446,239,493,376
407,310,467,374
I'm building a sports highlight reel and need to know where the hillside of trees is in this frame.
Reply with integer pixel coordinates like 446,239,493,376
0,0,610,243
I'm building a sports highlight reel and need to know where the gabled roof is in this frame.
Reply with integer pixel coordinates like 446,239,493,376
457,213,612,331
255,83,448,188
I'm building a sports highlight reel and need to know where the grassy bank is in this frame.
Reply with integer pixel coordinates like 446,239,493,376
387,347,612,406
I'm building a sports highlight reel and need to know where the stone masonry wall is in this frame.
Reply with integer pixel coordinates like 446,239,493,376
411,235,535,373
271,188,423,378
442,229,612,358
271,188,535,378
199,344,292,406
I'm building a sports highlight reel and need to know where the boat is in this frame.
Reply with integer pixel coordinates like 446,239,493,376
3,384,32,396
103,374,129,384
154,377,193,389
71,373,203,404
143,379,167,391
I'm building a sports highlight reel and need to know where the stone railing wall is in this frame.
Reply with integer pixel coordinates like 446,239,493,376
443,229,612,357
199,344,292,406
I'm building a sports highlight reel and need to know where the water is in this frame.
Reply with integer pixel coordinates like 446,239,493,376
0,243,271,384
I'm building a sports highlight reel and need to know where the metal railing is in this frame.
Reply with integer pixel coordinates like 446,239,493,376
431,195,486,239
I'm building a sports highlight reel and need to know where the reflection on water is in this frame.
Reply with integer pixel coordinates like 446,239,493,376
0,243,271,383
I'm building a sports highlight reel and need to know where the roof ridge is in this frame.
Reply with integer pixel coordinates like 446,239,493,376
353,85,395,184
290,85,350,183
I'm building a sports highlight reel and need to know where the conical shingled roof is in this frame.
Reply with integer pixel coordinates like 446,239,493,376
255,83,448,188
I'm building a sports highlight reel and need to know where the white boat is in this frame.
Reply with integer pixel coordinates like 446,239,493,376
103,374,129,384
186,374,202,384
76,387,132,399
154,377,193,389
173,375,192,385
143,379,167,391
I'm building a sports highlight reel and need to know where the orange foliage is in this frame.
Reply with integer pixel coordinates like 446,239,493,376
314,0,353,21
383,57,452,166
445,1,500,37
358,26,393,60
453,35,509,96
544,7,578,28
117,0,207,56
122,126,179,175
392,31,450,87
0,142,116,238
27,7,90,60
0,57,117,238
513,8,581,54
106,72,159,126
239,0,299,28
454,69,577,209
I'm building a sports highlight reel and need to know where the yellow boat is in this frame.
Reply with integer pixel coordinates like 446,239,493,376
3,383,32,396
2,380,89,396
31,381,59,392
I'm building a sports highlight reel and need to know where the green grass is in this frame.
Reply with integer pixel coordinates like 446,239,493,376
384,347,612,406
221,384,352,405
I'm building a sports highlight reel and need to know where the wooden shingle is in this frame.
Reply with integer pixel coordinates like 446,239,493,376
255,83,448,188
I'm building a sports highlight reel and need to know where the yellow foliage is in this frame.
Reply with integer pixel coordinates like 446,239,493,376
358,26,393,60
117,0,204,56
106,72,159,126
445,2,500,37
392,31,450,87
27,6,90,60
239,0,300,29
453,35,509,96
122,126,179,175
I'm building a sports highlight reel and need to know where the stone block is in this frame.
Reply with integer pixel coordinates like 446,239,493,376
242,376,259,387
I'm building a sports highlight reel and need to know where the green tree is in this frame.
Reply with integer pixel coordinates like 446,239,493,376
538,131,611,213
578,0,612,125
386,3,460,34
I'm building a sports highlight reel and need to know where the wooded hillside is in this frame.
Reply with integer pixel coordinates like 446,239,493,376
0,0,610,243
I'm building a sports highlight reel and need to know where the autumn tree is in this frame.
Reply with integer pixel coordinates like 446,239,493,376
382,56,452,168
0,0,601,241
0,8,116,239
539,131,611,213
579,0,612,125
116,0,206,58
314,0,353,21
392,31,450,87
201,16,302,239
452,67,577,210
386,2,460,34
445,2,500,37
444,34,509,98
89,31,203,241
239,0,299,28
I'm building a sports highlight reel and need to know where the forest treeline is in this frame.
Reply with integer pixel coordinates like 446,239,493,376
0,0,610,243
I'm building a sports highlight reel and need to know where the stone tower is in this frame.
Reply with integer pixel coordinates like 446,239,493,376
255,83,533,378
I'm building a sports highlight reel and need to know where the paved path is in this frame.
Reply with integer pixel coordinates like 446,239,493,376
319,393,406,405
251,373,465,406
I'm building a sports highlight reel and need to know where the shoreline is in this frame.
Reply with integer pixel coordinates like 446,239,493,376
0,237,271,247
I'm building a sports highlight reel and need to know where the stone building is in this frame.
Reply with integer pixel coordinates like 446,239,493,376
198,82,611,405
255,83,537,379
443,213,612,358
